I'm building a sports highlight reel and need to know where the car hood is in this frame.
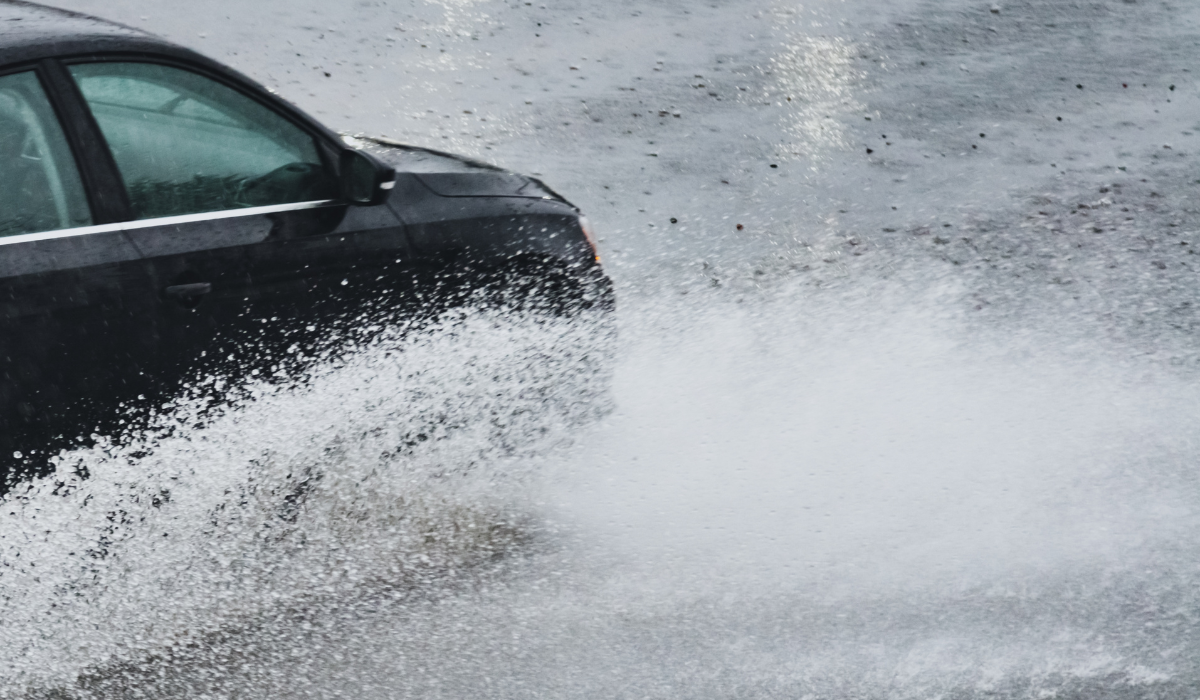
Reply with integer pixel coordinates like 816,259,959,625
356,136,571,204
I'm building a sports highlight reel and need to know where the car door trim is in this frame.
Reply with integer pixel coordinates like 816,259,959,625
0,200,339,249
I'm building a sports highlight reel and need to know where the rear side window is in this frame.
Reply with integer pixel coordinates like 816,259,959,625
69,62,337,220
0,71,92,237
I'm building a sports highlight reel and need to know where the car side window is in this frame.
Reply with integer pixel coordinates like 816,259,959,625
0,71,93,237
68,62,337,220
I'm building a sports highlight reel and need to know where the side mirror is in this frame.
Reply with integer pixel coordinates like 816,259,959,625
340,149,396,206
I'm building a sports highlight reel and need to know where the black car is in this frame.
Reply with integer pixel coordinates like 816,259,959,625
0,2,611,489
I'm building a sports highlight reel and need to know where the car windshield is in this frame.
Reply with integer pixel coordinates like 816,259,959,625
69,62,337,220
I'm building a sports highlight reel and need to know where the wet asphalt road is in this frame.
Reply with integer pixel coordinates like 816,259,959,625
16,0,1200,697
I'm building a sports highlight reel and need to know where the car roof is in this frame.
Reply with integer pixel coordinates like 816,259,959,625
0,1,197,68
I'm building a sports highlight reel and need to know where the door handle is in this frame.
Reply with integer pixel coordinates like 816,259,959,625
164,282,212,298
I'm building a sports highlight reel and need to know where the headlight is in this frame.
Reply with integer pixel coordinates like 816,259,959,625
579,216,600,263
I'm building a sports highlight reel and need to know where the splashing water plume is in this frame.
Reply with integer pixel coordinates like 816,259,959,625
6,263,1198,698
0,309,610,695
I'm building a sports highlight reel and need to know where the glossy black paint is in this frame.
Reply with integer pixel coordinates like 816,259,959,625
0,2,611,490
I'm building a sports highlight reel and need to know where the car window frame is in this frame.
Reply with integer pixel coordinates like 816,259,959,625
48,53,346,229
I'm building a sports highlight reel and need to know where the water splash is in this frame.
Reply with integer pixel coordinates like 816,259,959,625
8,252,1200,698
0,308,610,696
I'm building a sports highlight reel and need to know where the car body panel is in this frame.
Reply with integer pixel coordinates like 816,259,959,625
0,1,610,488
0,231,159,462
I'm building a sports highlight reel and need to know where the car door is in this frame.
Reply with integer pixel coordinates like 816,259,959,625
64,59,412,391
0,66,161,478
